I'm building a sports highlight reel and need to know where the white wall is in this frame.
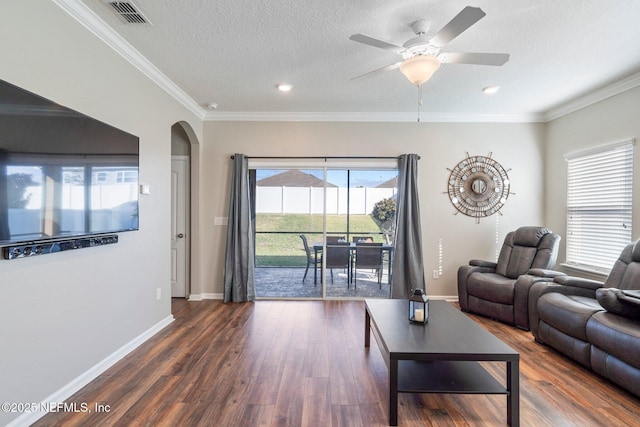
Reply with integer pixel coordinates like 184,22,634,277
0,2,201,425
199,121,546,298
545,85,640,274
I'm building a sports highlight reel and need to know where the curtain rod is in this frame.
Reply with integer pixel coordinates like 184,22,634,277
229,155,419,160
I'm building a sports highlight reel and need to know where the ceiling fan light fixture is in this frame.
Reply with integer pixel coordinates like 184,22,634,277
276,83,292,92
399,55,441,86
482,85,500,94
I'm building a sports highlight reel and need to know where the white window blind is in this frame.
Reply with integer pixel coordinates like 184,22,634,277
565,139,634,272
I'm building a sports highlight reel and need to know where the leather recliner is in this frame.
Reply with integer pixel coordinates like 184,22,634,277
458,226,561,330
528,240,640,397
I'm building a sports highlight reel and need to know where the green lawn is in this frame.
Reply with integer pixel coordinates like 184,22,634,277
255,213,383,267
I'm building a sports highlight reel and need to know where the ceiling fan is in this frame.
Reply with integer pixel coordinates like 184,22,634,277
350,6,510,86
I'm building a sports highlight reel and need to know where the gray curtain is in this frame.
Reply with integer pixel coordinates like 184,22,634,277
223,154,255,302
391,153,425,298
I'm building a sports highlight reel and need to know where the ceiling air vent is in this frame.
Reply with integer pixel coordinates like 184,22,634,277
103,1,151,25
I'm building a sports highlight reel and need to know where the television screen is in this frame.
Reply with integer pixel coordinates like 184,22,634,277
0,79,139,246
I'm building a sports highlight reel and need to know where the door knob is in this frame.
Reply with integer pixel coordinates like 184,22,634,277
177,233,185,238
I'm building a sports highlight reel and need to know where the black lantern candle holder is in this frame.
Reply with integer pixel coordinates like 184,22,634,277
409,288,429,324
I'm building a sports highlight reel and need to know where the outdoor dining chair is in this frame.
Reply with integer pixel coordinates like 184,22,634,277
325,242,350,284
299,235,322,285
353,242,383,288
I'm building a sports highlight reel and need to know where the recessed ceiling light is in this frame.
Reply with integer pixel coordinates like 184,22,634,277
276,83,292,92
482,85,500,95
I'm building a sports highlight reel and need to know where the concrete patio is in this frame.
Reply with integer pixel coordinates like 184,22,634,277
255,266,391,299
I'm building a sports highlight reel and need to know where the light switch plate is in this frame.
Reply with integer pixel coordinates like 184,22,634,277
214,217,228,226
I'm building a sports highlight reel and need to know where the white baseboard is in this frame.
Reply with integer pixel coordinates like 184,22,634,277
8,315,174,427
432,295,459,302
188,292,223,301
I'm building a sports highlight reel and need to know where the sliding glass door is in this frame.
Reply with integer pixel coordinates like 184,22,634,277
252,160,397,299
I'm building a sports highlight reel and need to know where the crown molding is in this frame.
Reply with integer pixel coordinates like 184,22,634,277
50,0,543,124
52,0,206,120
203,111,546,123
544,71,640,121
52,0,639,125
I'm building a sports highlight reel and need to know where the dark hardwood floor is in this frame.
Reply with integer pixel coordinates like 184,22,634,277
34,299,640,426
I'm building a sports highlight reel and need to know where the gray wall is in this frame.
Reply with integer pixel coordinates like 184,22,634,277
544,85,640,277
0,2,201,425
198,121,546,298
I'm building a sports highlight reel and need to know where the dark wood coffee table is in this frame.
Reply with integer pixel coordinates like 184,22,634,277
365,299,519,426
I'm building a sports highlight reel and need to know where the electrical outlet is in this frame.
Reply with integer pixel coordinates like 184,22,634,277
156,288,161,300
432,270,439,279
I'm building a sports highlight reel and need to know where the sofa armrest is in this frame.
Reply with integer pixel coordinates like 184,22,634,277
596,288,640,320
553,275,604,290
457,262,497,311
513,271,565,331
469,259,498,269
527,268,566,278
528,277,605,337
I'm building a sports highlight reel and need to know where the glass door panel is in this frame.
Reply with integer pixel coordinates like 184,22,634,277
324,168,398,298
254,168,324,298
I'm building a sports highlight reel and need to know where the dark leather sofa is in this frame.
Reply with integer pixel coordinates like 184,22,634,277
529,240,640,397
458,226,561,330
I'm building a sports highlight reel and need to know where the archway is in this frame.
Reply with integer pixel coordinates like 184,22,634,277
171,121,199,298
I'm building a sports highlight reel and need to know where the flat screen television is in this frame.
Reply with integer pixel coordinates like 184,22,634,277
0,79,139,247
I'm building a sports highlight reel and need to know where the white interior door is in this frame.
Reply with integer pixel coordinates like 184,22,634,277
171,156,189,297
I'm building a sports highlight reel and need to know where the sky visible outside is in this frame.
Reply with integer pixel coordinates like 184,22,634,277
256,169,397,188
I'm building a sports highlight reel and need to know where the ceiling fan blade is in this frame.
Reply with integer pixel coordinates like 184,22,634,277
351,62,402,81
429,6,486,47
440,52,510,66
349,34,404,52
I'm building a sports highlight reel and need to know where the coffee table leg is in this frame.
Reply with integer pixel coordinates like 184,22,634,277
389,359,398,426
507,358,520,426
364,308,371,347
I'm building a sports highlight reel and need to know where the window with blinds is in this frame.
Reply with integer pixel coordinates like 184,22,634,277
565,139,634,272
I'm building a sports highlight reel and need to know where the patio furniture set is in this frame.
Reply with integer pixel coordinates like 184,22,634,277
299,235,393,287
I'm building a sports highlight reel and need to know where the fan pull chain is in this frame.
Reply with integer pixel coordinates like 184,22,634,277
417,84,423,122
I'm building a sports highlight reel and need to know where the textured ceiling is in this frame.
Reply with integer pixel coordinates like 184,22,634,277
75,0,640,121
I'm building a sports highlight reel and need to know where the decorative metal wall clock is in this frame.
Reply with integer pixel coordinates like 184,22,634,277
446,152,513,223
